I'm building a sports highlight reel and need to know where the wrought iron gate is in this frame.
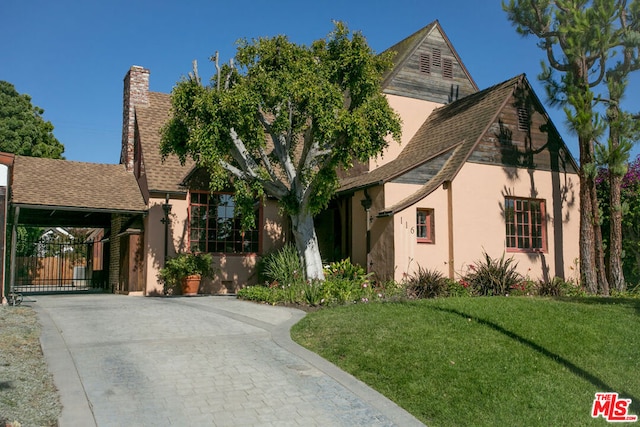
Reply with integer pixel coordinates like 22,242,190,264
14,232,109,293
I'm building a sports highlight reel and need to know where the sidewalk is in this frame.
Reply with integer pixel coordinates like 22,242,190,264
34,294,424,426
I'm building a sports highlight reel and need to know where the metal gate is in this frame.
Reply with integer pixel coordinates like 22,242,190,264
13,231,109,293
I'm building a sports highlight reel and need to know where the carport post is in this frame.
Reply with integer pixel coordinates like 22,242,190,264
8,206,19,300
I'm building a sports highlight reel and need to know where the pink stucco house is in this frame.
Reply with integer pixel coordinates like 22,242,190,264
2,20,579,300
317,20,579,284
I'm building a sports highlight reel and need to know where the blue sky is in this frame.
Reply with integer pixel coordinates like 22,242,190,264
1,0,639,164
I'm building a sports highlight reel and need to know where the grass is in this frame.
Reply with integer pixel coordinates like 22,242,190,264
291,296,640,426
0,305,61,427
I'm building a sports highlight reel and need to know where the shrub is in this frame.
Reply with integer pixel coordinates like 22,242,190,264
537,277,564,297
324,258,368,281
463,252,523,296
447,279,472,298
508,279,536,296
405,266,449,299
537,277,587,297
237,285,281,304
302,280,324,306
261,244,304,286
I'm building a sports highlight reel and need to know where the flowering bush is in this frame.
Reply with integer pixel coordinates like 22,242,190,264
447,279,472,297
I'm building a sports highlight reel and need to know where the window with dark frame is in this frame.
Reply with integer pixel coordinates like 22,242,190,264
505,197,546,252
419,54,431,74
416,208,434,243
442,58,453,79
189,191,259,254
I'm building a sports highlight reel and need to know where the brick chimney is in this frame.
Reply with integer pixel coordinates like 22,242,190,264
121,66,150,172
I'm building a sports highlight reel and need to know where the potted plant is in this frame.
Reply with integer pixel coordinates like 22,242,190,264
158,252,215,296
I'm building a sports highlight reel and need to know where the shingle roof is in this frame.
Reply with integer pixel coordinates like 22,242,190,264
339,75,523,214
135,91,195,193
11,155,147,212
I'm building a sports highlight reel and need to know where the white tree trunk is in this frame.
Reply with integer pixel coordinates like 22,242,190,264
291,211,325,281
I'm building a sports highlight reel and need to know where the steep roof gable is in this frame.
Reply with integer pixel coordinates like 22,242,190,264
135,92,195,194
340,75,520,195
340,74,579,215
382,20,479,104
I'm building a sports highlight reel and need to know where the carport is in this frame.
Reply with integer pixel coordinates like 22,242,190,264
1,154,147,301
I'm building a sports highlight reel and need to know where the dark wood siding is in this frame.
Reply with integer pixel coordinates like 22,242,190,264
384,27,476,104
467,86,578,174
391,149,454,184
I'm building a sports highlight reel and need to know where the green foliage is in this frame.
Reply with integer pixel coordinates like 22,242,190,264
324,258,368,281
161,22,402,280
260,244,304,286
237,285,280,304
158,252,216,288
446,279,472,298
0,81,64,158
463,252,523,296
302,279,324,306
404,266,450,299
503,0,640,295
239,257,380,306
537,276,587,297
598,156,640,286
292,297,640,426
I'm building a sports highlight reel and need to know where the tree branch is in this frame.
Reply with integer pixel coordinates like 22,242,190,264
220,159,288,199
257,107,297,184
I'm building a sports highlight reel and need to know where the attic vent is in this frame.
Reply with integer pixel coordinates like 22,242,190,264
432,48,441,67
442,58,453,79
419,54,431,74
517,107,530,131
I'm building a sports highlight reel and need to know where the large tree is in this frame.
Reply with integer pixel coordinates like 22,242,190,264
598,2,640,291
161,23,401,280
503,0,639,294
0,81,64,159
597,156,640,287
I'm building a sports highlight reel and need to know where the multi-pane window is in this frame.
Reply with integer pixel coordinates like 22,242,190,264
189,192,259,254
505,197,546,251
416,208,434,243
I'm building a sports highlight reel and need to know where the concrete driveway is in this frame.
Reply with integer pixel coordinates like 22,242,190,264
34,294,424,426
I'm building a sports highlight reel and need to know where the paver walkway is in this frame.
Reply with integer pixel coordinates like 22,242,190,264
34,294,424,426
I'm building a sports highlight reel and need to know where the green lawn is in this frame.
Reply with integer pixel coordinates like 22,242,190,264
290,297,640,426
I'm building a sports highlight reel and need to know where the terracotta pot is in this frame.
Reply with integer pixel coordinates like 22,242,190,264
181,274,201,296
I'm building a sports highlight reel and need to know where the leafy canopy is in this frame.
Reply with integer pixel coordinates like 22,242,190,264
161,22,401,227
0,81,64,159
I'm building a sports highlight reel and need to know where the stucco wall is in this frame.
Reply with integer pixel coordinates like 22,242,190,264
370,94,441,170
380,163,580,284
451,162,579,283
391,182,450,282
143,195,285,296
350,190,369,269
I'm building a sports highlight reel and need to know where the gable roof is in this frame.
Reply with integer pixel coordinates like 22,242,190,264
339,75,540,216
135,91,195,193
11,155,147,212
340,75,521,191
381,20,479,95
